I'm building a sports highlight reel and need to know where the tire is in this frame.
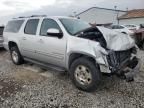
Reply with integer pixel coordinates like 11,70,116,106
10,46,24,65
70,57,101,92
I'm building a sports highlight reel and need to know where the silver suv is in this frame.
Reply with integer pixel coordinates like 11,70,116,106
3,16,139,92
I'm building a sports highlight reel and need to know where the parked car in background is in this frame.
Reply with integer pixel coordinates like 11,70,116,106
134,28,144,50
0,26,4,47
110,25,134,35
140,24,144,28
3,16,139,92
124,24,140,31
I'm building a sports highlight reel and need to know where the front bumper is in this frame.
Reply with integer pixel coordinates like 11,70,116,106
106,47,140,75
110,55,140,79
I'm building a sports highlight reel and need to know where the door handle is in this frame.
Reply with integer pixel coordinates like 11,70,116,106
22,37,26,40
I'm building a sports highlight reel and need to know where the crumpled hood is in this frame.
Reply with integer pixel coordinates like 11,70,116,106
97,26,135,51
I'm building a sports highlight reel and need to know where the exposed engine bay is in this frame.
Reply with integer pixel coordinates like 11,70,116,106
77,27,107,48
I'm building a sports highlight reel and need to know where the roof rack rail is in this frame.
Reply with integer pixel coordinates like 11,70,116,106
19,16,25,18
12,15,47,19
13,16,29,19
30,15,47,17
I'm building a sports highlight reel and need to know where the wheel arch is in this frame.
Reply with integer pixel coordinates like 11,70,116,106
67,52,98,70
8,41,18,50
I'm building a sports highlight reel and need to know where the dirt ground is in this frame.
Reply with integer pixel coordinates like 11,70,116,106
0,48,144,108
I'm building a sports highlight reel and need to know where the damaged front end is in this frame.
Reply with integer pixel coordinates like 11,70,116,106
76,26,140,80
106,48,140,80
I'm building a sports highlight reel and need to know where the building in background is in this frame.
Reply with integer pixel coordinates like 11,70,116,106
118,9,144,25
76,7,126,25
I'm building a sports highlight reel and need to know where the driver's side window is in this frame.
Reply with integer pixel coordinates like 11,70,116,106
40,19,61,36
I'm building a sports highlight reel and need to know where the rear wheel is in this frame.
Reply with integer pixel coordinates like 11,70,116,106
10,46,24,65
70,57,101,92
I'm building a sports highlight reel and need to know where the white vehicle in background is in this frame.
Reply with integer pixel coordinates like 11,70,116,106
124,24,140,31
110,25,135,35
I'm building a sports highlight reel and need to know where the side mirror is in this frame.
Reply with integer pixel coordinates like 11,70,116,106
47,28,63,38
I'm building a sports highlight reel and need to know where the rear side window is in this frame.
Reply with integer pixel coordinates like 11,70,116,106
24,19,39,35
5,20,24,33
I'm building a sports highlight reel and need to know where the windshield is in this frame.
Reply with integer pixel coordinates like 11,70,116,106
60,18,91,35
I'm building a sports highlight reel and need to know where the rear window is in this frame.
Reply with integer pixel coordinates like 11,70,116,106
5,20,24,33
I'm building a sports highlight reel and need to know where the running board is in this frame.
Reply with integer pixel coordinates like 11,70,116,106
24,57,66,72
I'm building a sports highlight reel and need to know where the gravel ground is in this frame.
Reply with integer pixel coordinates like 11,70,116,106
0,48,144,108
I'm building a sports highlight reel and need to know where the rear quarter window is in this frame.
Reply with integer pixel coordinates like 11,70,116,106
5,20,24,33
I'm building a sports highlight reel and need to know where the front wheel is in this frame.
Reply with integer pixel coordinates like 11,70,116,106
70,57,101,92
10,46,24,65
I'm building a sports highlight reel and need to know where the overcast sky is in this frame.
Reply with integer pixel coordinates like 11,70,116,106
0,0,144,25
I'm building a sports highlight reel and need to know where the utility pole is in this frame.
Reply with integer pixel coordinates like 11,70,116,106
114,6,119,24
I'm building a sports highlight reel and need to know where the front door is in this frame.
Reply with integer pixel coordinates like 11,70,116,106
36,18,67,67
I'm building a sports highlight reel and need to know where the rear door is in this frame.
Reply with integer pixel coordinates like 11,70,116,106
20,19,40,59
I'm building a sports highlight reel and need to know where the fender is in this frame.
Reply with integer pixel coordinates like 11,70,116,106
65,36,110,72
